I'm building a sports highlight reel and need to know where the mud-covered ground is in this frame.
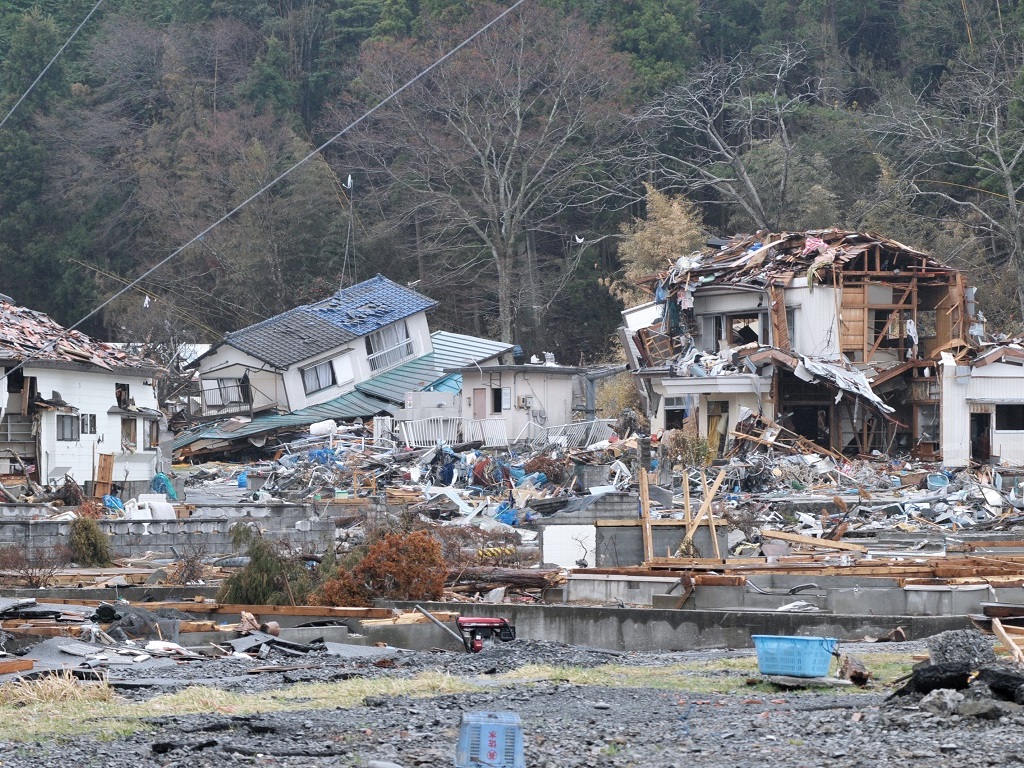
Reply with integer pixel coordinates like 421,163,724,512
2,638,1022,768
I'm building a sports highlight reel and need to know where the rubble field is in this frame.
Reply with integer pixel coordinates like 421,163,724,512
4,634,1024,767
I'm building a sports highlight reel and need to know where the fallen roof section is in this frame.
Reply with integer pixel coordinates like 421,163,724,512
0,299,159,372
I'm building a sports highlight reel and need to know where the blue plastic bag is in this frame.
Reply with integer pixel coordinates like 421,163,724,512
102,494,125,512
151,472,178,500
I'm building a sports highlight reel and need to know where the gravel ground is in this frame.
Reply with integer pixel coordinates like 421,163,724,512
3,637,1022,768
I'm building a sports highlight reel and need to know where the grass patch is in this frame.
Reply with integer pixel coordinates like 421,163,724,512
0,671,482,743
0,652,919,742
494,651,918,695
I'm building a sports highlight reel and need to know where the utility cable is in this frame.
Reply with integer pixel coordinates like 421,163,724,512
1,0,529,382
0,0,105,132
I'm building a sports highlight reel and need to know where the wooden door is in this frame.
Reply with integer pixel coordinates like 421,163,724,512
95,453,114,497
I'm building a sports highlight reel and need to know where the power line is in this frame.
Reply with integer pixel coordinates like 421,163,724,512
2,0,530,382
0,0,105,132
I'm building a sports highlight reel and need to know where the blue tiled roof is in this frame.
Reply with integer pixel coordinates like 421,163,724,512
174,331,511,452
218,275,437,369
309,274,437,337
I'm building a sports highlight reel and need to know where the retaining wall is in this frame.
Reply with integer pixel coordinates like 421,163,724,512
393,601,969,651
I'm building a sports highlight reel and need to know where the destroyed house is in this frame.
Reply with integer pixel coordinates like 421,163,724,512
0,296,164,489
175,276,512,457
622,230,983,462
191,274,439,418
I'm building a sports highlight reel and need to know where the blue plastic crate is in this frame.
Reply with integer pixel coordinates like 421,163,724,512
751,635,837,677
456,712,525,768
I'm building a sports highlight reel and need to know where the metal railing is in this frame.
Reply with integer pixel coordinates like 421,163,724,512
515,419,615,449
367,339,415,373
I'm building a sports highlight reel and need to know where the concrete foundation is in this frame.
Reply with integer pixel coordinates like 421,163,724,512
393,601,968,651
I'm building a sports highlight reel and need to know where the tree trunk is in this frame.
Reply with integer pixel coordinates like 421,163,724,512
496,249,515,343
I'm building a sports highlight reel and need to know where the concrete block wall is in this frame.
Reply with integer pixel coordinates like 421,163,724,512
593,524,729,567
0,505,334,557
540,493,638,525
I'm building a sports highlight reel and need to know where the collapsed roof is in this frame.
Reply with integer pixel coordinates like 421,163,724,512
0,299,158,372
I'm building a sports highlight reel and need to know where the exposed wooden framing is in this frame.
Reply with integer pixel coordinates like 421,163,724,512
865,279,917,362
684,467,727,544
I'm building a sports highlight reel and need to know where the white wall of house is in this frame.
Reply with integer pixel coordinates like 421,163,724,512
784,281,842,358
459,367,578,441
197,347,286,414
942,358,1024,467
651,374,771,439
27,366,160,485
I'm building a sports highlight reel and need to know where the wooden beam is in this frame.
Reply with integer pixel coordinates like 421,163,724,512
993,618,1024,665
760,530,868,553
639,468,654,564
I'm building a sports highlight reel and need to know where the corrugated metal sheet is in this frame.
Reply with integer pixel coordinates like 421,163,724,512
355,331,511,404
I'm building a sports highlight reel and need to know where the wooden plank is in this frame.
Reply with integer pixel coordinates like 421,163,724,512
769,286,791,350
993,618,1024,665
639,468,654,564
761,530,868,553
94,453,114,497
0,658,34,674
684,468,727,543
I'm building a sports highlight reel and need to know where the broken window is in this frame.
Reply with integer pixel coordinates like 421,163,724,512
115,382,131,409
80,414,96,434
144,419,159,449
916,404,939,442
726,314,766,346
121,417,137,450
997,404,1024,430
366,321,414,372
56,414,80,441
5,367,23,393
916,310,937,339
301,361,336,395
490,387,510,413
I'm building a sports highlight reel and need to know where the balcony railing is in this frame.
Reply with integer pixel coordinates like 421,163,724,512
198,383,253,419
367,339,415,373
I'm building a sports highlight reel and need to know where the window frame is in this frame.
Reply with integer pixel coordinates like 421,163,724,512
144,419,159,450
996,404,1024,431
121,417,137,450
56,414,80,442
300,360,337,395
80,413,96,435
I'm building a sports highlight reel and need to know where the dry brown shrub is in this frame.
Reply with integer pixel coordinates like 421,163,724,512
76,499,104,519
0,544,71,588
313,530,445,606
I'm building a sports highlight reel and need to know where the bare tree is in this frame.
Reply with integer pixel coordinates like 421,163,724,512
334,3,634,343
873,39,1024,321
635,44,827,231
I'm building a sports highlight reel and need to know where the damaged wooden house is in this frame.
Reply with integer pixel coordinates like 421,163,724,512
174,274,512,458
0,294,165,492
620,230,1011,466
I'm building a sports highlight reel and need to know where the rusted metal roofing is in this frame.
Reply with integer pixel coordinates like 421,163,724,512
0,299,157,372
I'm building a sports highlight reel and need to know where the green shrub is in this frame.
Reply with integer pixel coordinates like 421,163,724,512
68,517,112,566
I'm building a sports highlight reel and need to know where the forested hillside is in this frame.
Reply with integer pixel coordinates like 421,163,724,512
1,0,1021,361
